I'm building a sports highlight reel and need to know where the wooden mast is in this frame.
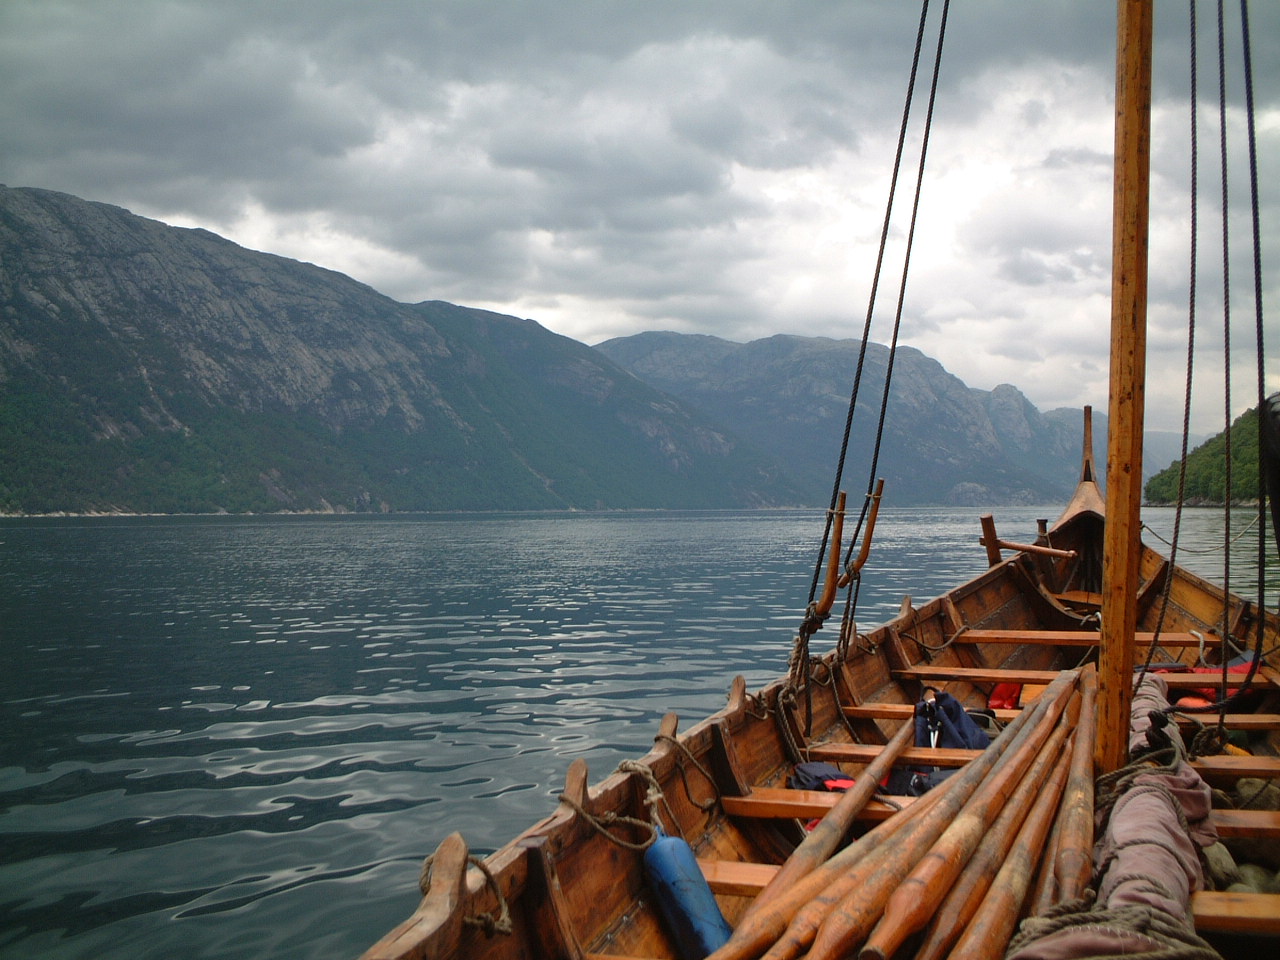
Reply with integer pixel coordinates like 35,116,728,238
1096,0,1153,774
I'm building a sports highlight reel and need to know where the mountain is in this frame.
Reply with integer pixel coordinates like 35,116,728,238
0,186,801,514
595,331,1086,506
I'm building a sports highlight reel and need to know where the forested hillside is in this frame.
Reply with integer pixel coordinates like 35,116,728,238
1144,407,1262,504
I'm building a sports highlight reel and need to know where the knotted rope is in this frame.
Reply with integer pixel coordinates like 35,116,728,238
555,758,694,852
654,733,719,812
418,851,513,937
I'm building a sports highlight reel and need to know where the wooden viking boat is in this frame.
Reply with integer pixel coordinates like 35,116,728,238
363,4,1278,958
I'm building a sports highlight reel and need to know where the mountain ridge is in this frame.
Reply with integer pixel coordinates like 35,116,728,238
1,185,798,513
2,184,1191,515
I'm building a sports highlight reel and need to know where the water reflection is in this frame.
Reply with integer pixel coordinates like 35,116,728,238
0,507,1272,959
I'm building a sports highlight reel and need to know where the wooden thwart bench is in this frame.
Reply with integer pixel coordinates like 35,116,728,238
723,789,1280,837
842,701,1280,730
809,738,1280,780
957,629,1214,647
696,860,1280,936
893,665,1272,690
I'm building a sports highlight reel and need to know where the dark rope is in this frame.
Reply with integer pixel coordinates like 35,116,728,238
805,0,933,608
1139,0,1201,688
1239,0,1270,693
849,0,953,557
1231,0,1270,711
1214,0,1233,731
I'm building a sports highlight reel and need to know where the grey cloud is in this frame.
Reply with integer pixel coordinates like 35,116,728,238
1,0,1276,433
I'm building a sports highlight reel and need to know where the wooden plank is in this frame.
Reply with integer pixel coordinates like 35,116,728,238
1192,891,1280,935
957,629,1211,646
894,666,1061,685
1054,590,1103,606
844,703,1022,723
721,789,915,821
1175,713,1280,731
843,702,1280,730
697,859,775,897
1209,808,1280,838
701,818,1280,904
808,743,983,767
1191,754,1280,783
893,666,1259,689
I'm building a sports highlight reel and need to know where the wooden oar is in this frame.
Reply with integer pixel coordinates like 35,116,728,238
907,724,1072,960
944,736,1075,960
823,681,1077,960
747,716,916,911
705,776,951,960
720,671,1078,960
1052,663,1097,903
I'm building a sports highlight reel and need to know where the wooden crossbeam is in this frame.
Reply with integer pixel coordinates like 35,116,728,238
697,860,1280,937
957,629,1213,646
1209,808,1280,838
1190,754,1280,783
1053,590,1103,606
807,743,982,767
842,702,1280,730
892,666,1260,689
698,859,776,896
843,702,1019,722
1191,891,1280,935
723,791,1280,837
813,740,1280,780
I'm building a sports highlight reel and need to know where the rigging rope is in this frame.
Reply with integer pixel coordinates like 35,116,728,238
847,0,953,578
1142,0,1273,724
1214,0,1235,733
1237,0,1271,715
805,0,934,610
1139,0,1201,689
799,0,951,684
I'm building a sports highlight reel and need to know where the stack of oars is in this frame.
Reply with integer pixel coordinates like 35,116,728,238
707,666,1097,960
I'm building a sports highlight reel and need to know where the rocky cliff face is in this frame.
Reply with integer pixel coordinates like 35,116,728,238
0,186,799,513
596,331,1088,506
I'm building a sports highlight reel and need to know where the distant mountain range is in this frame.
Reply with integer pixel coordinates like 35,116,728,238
0,185,1190,514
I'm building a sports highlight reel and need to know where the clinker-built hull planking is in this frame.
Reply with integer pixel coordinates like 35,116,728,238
361,466,1280,959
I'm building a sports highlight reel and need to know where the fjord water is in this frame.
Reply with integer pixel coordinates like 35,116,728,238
0,507,1271,960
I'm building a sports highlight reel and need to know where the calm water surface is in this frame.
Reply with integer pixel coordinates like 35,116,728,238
1,506,1273,959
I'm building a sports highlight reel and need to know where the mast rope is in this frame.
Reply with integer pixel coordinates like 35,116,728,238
1237,0,1272,724
1141,514,1258,552
798,0,942,627
1139,0,1201,691
844,0,953,579
1213,0,1236,738
803,0,934,610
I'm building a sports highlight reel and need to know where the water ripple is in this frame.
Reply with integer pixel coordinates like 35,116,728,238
1,508,1270,959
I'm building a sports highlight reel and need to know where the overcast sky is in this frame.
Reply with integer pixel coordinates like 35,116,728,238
2,1,1276,436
